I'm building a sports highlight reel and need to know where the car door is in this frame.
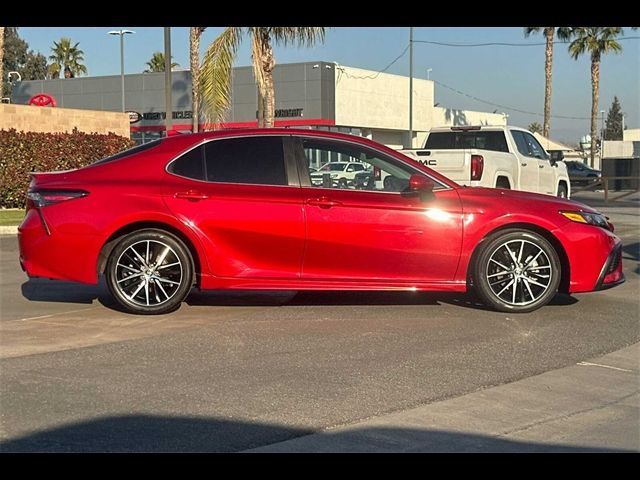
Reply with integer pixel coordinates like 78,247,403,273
162,135,305,279
293,136,463,283
510,130,540,193
522,131,556,195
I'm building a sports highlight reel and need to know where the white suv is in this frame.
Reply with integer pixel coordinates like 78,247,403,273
310,162,368,187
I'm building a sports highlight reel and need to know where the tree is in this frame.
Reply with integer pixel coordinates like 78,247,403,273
190,27,206,133
604,96,623,141
200,27,326,128
49,37,87,78
144,52,179,73
528,122,543,134
0,27,5,98
523,27,571,138
565,27,624,167
2,27,48,96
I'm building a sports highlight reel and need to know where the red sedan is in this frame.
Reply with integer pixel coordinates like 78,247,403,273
18,129,624,315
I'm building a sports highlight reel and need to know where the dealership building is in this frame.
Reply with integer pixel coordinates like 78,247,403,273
10,61,506,148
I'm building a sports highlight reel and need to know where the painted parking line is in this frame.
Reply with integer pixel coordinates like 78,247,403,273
576,361,634,373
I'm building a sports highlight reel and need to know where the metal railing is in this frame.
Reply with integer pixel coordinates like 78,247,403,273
570,176,640,203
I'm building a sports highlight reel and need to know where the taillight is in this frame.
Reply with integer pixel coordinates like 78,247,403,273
471,154,484,181
27,190,88,208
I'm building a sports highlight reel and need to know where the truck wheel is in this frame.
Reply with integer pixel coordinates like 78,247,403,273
473,229,561,313
496,178,511,189
557,184,568,198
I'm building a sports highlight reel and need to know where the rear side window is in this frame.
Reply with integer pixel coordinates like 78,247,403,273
169,145,205,180
204,136,286,186
93,139,162,165
425,131,508,152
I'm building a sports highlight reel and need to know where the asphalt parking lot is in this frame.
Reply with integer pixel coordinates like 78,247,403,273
0,191,638,452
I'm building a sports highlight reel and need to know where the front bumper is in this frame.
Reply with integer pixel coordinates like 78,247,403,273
595,242,625,290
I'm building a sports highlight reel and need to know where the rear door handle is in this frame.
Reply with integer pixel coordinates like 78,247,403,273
174,190,209,201
521,163,528,167
306,197,342,208
539,165,545,169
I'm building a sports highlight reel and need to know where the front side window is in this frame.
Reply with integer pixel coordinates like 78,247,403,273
522,132,548,160
301,138,440,193
511,130,549,160
204,136,287,186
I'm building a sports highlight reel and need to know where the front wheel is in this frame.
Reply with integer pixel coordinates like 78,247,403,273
557,184,568,198
106,229,194,314
473,229,561,313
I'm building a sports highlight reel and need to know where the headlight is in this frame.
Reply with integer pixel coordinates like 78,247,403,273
560,211,611,230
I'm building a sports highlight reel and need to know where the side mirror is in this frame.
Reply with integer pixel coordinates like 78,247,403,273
406,174,435,201
549,151,564,166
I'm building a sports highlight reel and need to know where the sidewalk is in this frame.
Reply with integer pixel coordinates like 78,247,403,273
247,344,640,452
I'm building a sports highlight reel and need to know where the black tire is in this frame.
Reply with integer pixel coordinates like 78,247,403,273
472,229,561,313
557,183,568,198
496,178,511,189
106,229,194,314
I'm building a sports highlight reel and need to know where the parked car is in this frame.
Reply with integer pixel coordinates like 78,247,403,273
310,161,368,187
19,129,623,315
401,125,571,198
564,160,602,187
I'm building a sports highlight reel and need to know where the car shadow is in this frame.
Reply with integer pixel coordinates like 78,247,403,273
21,277,578,312
0,414,631,452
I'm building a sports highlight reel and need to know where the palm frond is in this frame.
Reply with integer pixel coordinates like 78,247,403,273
270,27,326,47
200,27,243,125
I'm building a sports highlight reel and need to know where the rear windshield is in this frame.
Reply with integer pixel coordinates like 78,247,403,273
425,131,508,153
93,139,162,165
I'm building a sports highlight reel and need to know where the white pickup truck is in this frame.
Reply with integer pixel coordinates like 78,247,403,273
401,125,571,198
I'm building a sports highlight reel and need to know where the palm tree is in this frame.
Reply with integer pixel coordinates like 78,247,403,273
528,122,543,134
565,27,624,167
523,27,571,138
200,27,326,128
49,37,87,78
190,27,206,133
0,27,5,96
144,52,179,73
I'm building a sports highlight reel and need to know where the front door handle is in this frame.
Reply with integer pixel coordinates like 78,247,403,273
521,163,528,167
174,190,209,201
539,165,545,169
306,197,342,208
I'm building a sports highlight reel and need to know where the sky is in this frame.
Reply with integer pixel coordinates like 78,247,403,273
17,26,640,144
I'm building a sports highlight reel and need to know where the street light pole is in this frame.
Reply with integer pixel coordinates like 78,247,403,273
600,109,606,167
108,29,135,112
426,68,432,80
408,27,414,149
164,27,173,134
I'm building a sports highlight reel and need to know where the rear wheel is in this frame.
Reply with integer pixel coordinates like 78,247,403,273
496,178,511,189
106,229,193,314
473,229,561,313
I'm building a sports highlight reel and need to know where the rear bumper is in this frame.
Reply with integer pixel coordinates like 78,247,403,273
18,208,100,284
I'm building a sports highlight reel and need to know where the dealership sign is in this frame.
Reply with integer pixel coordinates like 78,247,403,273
126,111,142,124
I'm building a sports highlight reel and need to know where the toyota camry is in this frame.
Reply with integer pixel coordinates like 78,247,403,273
18,129,624,314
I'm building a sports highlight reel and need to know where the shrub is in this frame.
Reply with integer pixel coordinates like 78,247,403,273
0,128,135,208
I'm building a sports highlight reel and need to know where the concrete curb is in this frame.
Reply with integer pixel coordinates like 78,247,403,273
247,343,640,453
0,226,18,235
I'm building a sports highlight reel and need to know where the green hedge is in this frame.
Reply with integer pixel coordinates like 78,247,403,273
0,128,135,208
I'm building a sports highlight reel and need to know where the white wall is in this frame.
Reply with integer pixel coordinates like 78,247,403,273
603,140,635,158
431,106,507,128
623,129,640,142
334,66,433,135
